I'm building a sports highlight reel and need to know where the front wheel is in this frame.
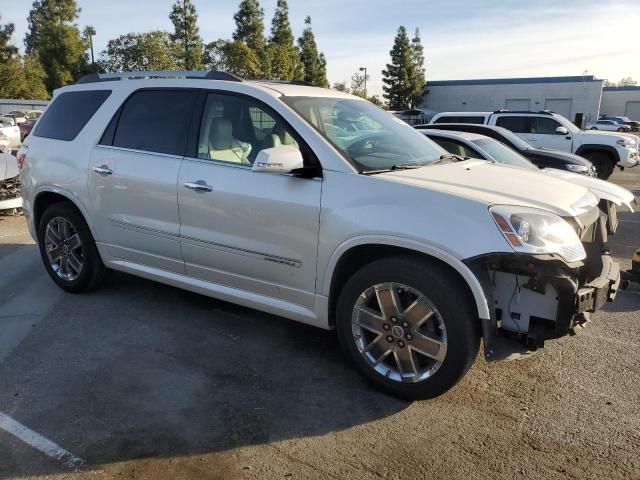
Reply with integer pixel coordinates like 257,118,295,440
336,256,480,400
617,127,626,132
585,151,615,179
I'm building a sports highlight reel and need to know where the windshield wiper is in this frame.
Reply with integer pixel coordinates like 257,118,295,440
360,163,427,175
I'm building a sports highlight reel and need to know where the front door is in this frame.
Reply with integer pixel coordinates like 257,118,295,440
177,92,322,307
88,89,197,273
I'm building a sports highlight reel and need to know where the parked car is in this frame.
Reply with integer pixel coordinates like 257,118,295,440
586,119,632,132
430,110,639,179
24,110,43,121
19,119,36,141
19,70,623,399
4,110,28,124
599,115,640,132
0,124,21,153
0,153,22,212
416,123,596,176
419,129,634,215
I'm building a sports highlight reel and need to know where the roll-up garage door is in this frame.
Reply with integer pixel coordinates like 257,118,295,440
625,102,640,121
545,99,572,119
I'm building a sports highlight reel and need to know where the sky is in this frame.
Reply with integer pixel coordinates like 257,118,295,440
2,0,639,96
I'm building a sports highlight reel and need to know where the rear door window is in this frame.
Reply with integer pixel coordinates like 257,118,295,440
34,90,111,141
434,115,485,124
111,89,196,156
495,116,534,134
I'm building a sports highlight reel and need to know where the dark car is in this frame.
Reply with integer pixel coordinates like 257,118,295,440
416,123,596,176
18,119,36,141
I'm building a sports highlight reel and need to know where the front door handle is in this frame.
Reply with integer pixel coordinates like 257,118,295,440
184,181,213,193
92,165,113,176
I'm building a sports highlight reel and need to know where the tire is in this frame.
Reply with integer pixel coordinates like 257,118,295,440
37,202,106,293
617,127,625,132
585,151,615,179
335,255,480,400
590,127,597,130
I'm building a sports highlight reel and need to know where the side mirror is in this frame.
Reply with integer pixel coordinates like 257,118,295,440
556,126,569,135
252,145,304,174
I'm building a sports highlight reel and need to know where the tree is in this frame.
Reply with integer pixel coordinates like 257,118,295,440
350,71,369,98
0,55,48,99
233,0,269,77
332,81,349,93
24,0,87,93
618,77,637,86
99,31,179,72
410,28,426,108
0,16,18,62
268,0,301,80
298,16,328,87
169,0,203,70
382,26,417,110
203,39,231,71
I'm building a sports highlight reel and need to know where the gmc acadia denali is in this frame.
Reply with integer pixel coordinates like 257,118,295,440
18,71,630,399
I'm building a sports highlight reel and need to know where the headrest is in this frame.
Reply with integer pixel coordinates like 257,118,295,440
210,118,233,150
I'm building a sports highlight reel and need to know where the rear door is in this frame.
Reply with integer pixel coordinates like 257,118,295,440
89,89,197,273
177,91,322,307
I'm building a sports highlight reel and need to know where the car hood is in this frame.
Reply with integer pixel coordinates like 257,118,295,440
542,168,635,211
380,160,597,217
524,147,593,166
0,153,19,180
583,130,640,146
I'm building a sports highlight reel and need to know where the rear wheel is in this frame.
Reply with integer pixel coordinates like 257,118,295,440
585,151,615,179
336,256,480,400
617,127,626,132
37,202,106,293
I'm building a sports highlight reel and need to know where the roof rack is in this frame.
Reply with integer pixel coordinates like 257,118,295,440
492,109,554,115
75,70,243,84
253,79,313,87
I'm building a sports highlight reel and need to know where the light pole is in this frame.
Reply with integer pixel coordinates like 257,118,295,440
359,66,367,99
84,26,96,65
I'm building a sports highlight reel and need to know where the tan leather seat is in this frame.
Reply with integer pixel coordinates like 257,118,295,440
208,118,251,164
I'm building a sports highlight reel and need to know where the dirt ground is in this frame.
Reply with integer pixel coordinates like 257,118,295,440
0,168,638,480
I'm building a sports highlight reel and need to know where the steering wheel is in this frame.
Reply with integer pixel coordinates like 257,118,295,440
347,133,396,156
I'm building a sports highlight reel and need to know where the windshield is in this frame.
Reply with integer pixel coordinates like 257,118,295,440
553,113,580,133
282,97,446,172
471,138,538,170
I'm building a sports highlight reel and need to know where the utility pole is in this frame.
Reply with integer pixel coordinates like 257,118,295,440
359,66,367,99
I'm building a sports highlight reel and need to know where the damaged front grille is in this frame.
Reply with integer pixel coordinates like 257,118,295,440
0,175,21,201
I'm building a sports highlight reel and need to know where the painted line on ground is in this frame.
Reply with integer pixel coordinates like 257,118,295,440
619,218,640,224
0,411,84,468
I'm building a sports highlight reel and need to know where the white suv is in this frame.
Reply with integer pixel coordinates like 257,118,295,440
19,71,624,399
431,110,640,179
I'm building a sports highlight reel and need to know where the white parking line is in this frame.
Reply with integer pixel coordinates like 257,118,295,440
619,219,640,224
0,411,84,468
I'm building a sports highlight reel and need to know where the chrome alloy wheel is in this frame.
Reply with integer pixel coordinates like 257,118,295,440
44,217,84,281
352,282,448,383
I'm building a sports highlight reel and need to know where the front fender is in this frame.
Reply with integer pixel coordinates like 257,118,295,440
322,234,491,320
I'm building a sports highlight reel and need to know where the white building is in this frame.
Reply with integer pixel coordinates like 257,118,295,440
0,99,49,115
600,86,640,120
420,75,606,126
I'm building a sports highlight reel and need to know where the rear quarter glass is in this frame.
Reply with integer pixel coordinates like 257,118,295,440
34,90,112,141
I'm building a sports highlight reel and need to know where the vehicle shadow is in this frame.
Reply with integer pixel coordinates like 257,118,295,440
0,268,409,478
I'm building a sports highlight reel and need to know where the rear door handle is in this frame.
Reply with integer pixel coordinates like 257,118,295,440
184,181,213,193
92,165,113,176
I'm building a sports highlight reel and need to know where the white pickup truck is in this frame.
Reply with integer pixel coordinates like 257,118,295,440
430,110,640,179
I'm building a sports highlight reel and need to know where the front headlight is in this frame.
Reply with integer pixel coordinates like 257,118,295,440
616,139,636,148
489,205,586,262
566,164,589,174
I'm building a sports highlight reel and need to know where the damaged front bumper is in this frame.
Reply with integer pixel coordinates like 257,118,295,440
466,206,621,360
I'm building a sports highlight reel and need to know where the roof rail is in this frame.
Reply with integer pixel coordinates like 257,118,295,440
253,79,313,87
491,109,554,115
75,70,242,84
